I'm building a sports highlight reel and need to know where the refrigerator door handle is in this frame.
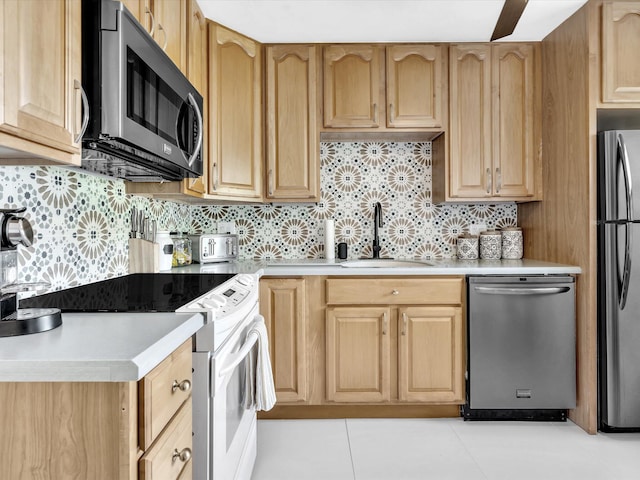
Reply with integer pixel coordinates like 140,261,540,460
618,134,633,310
618,133,634,222
620,222,632,310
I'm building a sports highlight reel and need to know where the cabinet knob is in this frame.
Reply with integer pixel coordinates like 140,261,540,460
172,379,191,393
392,289,399,295
172,447,192,463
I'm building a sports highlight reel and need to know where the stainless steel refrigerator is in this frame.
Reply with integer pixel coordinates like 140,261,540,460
598,129,640,431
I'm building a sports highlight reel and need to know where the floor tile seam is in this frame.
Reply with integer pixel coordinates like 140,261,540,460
344,418,357,480
448,419,492,480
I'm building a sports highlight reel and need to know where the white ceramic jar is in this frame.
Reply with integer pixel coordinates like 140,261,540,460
457,234,479,260
479,230,502,260
501,227,524,259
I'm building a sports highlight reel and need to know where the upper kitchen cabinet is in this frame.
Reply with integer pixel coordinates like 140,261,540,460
208,24,263,200
386,45,445,128
123,0,187,73
0,0,82,166
322,44,447,132
440,43,541,202
323,45,384,128
266,45,320,201
601,1,640,103
183,0,208,196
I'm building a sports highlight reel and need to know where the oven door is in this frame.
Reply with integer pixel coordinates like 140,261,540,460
100,5,203,172
211,314,263,480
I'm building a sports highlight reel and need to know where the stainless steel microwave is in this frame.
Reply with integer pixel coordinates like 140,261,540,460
80,0,203,182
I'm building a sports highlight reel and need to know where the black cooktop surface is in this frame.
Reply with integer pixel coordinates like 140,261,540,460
20,273,236,312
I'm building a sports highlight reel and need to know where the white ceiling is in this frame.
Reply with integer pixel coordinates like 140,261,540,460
198,0,588,43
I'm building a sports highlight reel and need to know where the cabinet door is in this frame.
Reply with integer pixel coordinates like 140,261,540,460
386,45,444,128
492,44,537,198
183,0,207,196
121,0,148,25
448,45,492,198
323,45,383,128
209,25,263,199
0,0,81,163
260,278,307,403
326,306,391,403
266,45,320,200
602,2,640,103
150,0,187,73
398,306,464,403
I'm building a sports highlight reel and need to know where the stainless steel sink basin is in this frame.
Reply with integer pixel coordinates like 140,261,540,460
340,259,434,268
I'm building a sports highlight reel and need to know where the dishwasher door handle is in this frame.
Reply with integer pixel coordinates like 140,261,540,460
474,286,571,295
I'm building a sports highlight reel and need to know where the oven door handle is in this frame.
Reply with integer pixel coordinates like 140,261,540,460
219,316,263,378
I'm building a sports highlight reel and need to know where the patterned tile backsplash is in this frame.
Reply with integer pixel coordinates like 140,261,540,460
191,141,517,260
1,141,516,291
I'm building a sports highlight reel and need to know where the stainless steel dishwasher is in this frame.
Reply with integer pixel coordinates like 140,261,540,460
464,276,576,420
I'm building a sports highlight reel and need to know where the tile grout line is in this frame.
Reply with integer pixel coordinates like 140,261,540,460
344,419,357,480
449,420,492,480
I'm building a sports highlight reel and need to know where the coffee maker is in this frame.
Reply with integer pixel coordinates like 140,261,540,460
0,207,61,337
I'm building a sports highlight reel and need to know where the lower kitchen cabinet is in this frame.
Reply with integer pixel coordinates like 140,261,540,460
398,306,464,403
326,306,391,402
0,339,193,480
260,277,308,403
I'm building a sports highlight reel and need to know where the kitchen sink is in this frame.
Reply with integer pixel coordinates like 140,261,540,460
340,259,434,268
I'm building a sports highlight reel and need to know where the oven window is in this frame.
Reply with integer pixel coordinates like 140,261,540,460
126,47,184,147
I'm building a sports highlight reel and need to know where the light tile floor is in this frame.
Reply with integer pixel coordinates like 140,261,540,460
251,418,640,480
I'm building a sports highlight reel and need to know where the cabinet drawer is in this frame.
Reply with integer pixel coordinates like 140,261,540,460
140,339,193,450
326,277,463,305
140,398,193,480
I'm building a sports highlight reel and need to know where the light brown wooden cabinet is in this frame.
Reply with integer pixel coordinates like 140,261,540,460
0,0,82,166
124,0,187,73
602,1,640,103
208,24,263,200
260,277,308,403
386,45,445,128
0,340,193,480
265,45,320,201
323,44,446,130
442,43,540,202
324,277,465,405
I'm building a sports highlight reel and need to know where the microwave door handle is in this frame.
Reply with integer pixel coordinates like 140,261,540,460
74,79,89,144
182,93,203,168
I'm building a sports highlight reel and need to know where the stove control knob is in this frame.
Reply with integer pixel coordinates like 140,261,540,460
236,274,253,287
3,215,33,248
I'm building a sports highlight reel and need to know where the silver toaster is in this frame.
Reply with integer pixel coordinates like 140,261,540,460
190,234,238,263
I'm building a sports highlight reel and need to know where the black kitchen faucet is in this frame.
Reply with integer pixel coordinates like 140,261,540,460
372,202,383,259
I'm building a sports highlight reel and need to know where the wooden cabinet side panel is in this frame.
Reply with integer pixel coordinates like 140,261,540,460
492,44,537,197
326,306,391,402
448,45,492,198
602,2,640,102
398,307,464,403
386,45,443,128
1,0,80,155
0,382,137,480
260,277,308,403
266,45,319,200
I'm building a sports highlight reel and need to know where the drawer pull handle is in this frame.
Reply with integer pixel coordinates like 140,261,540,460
172,379,192,393
402,312,408,336
392,290,399,295
382,312,388,335
172,447,192,463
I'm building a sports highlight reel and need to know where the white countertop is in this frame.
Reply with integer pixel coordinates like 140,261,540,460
167,258,580,276
257,258,582,276
0,312,204,382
